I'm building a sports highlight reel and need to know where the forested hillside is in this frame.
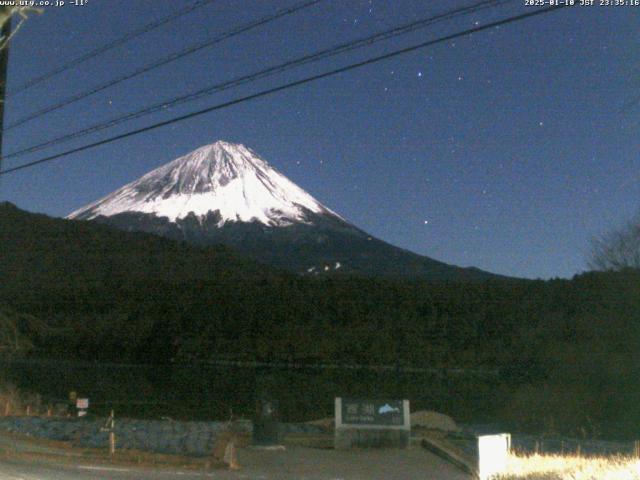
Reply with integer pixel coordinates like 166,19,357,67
2,202,639,438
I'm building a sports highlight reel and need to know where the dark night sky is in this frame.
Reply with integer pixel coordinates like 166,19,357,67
0,0,638,279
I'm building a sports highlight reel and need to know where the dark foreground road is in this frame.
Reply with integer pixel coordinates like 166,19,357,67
0,446,471,480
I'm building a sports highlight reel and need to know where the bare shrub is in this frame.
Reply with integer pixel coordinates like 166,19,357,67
589,212,640,271
0,383,43,416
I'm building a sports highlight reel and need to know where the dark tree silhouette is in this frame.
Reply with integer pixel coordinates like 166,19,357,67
590,211,640,271
0,305,46,358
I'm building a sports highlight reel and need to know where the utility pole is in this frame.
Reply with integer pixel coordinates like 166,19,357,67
0,7,11,176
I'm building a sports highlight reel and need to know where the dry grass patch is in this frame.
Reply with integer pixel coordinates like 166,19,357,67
0,383,44,416
496,452,640,480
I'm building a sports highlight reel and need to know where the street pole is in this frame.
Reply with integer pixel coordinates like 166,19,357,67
0,7,11,180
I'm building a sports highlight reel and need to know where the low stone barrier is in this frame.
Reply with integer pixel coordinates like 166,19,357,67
0,416,324,456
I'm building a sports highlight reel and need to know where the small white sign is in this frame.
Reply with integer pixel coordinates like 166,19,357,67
478,433,510,480
76,398,89,409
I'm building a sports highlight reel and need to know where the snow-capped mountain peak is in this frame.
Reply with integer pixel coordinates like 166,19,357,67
68,140,338,227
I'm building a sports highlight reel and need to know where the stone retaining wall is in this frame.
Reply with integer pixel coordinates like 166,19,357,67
0,417,324,456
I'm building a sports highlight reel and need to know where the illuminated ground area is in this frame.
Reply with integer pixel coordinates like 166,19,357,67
0,445,470,480
497,453,640,480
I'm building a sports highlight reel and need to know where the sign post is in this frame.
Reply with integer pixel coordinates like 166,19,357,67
108,410,116,455
100,410,116,455
334,397,410,449
76,398,89,417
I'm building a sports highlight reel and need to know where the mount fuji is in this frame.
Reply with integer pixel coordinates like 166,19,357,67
68,141,496,280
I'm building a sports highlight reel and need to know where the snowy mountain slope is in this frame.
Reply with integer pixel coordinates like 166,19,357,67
68,141,340,227
68,141,499,280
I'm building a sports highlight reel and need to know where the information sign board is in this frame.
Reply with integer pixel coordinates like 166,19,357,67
334,397,410,449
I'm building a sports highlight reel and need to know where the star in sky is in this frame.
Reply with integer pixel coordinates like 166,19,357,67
4,0,634,280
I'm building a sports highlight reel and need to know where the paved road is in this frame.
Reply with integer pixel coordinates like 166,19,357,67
0,446,471,480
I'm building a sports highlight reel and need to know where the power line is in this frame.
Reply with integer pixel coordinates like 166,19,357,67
0,5,568,177
8,0,217,97
3,0,324,131
4,0,513,162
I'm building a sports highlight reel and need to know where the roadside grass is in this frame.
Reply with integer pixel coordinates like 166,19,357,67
496,452,640,479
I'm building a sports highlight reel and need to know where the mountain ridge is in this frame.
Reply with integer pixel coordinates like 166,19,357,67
68,140,503,280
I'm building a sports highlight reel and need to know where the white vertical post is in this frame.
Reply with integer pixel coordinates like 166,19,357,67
478,433,510,480
109,410,116,456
